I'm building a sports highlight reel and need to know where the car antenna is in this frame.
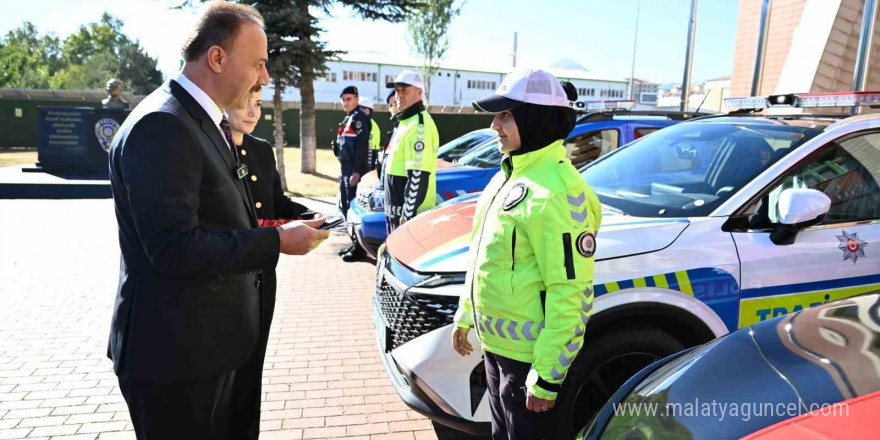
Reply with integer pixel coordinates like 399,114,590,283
694,89,710,115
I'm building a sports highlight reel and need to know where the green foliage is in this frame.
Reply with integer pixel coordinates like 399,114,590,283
0,14,163,94
0,22,63,88
407,0,461,100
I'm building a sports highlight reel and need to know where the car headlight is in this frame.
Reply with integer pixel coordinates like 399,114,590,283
416,273,466,289
370,190,385,211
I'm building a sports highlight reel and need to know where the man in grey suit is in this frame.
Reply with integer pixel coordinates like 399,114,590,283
107,2,329,439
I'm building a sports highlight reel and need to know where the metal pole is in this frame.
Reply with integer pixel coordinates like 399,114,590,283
680,0,698,112
513,32,518,68
750,0,772,96
629,0,641,101
852,0,877,113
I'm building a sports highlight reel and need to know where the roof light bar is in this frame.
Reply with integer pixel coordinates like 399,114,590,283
572,100,636,112
724,91,880,110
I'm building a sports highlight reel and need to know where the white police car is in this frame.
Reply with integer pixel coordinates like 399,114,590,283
373,92,880,438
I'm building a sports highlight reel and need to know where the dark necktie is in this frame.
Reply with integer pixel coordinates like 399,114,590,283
219,118,239,163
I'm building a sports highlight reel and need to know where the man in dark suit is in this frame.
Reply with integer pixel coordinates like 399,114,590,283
107,3,329,439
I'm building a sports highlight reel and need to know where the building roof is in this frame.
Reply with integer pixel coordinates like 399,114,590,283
336,52,627,84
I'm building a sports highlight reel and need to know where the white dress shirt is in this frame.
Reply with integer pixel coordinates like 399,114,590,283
175,72,232,150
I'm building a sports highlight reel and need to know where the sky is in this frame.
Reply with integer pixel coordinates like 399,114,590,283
1,0,741,85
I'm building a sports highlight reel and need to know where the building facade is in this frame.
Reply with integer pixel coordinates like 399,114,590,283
731,0,880,98
265,56,629,108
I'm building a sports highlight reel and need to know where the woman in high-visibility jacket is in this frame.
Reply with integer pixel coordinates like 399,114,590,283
452,68,601,440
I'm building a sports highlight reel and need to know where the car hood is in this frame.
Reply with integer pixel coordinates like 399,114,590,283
436,165,495,182
386,199,690,273
593,294,880,440
356,160,463,198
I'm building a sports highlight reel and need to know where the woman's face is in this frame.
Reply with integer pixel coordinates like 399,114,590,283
227,92,262,134
492,111,521,154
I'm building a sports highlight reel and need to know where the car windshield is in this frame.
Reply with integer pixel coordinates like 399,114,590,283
457,138,503,168
437,129,496,161
580,119,827,217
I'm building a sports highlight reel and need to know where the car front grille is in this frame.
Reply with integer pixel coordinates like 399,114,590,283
376,273,459,350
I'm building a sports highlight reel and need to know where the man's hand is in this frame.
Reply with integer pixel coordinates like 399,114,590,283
276,218,330,255
451,326,473,356
349,173,361,187
526,393,555,413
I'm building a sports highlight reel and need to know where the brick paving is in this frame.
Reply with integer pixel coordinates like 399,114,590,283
0,199,440,440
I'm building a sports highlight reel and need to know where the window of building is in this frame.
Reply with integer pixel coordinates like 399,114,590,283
343,71,377,82
318,72,337,83
467,80,496,90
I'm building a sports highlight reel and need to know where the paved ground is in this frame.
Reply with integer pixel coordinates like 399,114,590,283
0,199,440,440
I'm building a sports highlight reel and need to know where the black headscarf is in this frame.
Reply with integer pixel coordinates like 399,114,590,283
509,81,578,156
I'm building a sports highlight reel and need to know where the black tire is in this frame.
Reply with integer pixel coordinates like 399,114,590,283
432,421,490,440
551,325,686,439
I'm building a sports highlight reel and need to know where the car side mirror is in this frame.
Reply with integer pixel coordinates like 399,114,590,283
770,188,831,245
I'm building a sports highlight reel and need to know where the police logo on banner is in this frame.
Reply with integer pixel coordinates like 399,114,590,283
95,118,121,153
576,232,596,258
503,183,528,210
414,141,425,152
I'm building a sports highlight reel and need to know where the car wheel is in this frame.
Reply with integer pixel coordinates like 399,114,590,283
431,421,489,440
552,325,686,439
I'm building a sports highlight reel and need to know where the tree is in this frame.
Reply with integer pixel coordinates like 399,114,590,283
0,15,162,94
52,14,162,94
254,0,341,189
0,22,63,88
265,0,419,177
407,0,461,102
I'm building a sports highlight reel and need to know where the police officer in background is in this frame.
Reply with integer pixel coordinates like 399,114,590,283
358,97,382,172
451,68,602,440
336,86,371,260
336,86,371,217
383,71,439,233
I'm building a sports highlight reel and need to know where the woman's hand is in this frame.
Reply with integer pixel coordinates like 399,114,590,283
451,326,473,356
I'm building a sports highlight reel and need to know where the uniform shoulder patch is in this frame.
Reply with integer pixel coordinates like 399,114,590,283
356,120,362,129
576,231,596,258
503,183,528,211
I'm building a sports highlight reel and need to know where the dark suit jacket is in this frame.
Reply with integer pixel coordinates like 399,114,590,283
108,80,280,383
237,135,309,221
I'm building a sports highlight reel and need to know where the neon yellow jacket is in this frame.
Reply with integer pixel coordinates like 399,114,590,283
370,119,381,151
384,103,439,218
453,141,601,401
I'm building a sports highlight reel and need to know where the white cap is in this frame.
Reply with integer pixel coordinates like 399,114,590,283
473,67,572,113
386,70,425,91
358,97,374,109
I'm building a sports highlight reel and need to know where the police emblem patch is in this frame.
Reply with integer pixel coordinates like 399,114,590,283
576,232,596,258
94,118,121,153
414,141,425,152
356,121,362,129
503,183,528,210
837,230,867,264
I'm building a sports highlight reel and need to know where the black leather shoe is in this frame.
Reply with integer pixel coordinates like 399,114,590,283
341,246,367,262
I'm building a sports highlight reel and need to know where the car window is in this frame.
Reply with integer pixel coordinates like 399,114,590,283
457,139,503,169
755,132,880,225
582,121,826,218
566,129,620,169
437,130,495,161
